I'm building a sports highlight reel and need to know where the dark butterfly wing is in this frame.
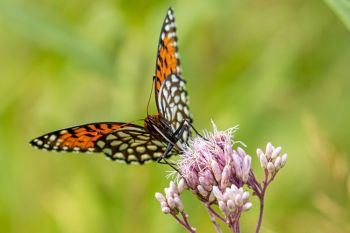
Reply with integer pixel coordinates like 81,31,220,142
154,7,181,96
157,74,192,144
96,126,174,164
30,122,132,153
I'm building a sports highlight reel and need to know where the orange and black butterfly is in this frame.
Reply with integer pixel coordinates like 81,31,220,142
30,8,192,164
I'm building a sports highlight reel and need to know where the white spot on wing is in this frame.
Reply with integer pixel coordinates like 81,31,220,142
181,92,187,102
141,154,151,161
171,75,179,82
103,148,112,155
171,86,177,95
114,152,125,160
97,140,105,148
111,140,122,146
136,146,146,153
177,112,183,122
49,134,57,141
106,134,117,140
128,155,137,161
36,140,43,146
60,130,68,134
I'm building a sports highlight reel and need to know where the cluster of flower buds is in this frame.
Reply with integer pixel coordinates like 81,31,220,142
212,185,252,217
177,123,252,202
256,142,287,174
155,179,187,214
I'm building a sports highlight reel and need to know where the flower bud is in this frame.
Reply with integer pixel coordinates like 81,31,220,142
242,156,251,182
281,153,287,167
266,142,273,159
208,190,216,202
224,144,234,163
234,194,243,206
199,176,211,191
260,154,268,168
162,207,171,214
227,199,236,211
211,160,222,182
271,146,282,159
212,186,224,201
167,197,175,209
230,184,238,192
155,192,166,202
178,178,187,193
197,185,208,197
242,191,250,202
256,148,264,159
242,202,252,211
274,156,282,170
169,181,177,193
164,188,171,199
174,196,184,211
161,201,168,208
267,162,275,173
221,165,231,188
237,147,246,158
218,201,227,214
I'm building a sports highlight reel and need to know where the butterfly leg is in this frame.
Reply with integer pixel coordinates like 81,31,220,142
188,122,204,139
156,119,187,164
157,152,179,172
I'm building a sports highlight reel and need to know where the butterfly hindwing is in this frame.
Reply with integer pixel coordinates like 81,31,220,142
154,8,181,95
158,74,192,144
30,122,131,153
96,127,170,164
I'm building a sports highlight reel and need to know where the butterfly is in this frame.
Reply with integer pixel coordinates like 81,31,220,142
30,8,192,165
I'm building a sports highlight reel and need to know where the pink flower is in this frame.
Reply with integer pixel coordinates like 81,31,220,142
178,122,252,203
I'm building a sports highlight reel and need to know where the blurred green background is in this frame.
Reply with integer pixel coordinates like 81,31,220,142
1,0,350,232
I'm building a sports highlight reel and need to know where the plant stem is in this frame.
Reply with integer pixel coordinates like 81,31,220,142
180,211,195,233
171,212,196,233
204,204,223,233
255,170,268,233
255,194,265,233
206,205,226,222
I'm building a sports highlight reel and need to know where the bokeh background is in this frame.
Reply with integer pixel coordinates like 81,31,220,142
1,0,349,232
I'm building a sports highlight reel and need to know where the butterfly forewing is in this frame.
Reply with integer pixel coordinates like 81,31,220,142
154,8,181,95
30,122,131,153
96,127,174,164
153,8,192,144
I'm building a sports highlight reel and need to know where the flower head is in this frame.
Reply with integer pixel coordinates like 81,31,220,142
177,122,252,203
256,142,287,174
155,180,187,214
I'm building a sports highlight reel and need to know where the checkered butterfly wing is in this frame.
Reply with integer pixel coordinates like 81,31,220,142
30,122,130,153
30,122,168,164
154,8,192,144
95,126,168,164
154,8,181,96
157,74,192,144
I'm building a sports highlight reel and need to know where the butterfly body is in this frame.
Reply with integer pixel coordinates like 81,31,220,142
144,114,183,152
30,8,192,164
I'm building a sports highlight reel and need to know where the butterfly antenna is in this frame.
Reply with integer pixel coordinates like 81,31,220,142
146,77,156,116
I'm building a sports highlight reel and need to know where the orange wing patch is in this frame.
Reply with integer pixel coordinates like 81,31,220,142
154,8,181,93
30,122,130,152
